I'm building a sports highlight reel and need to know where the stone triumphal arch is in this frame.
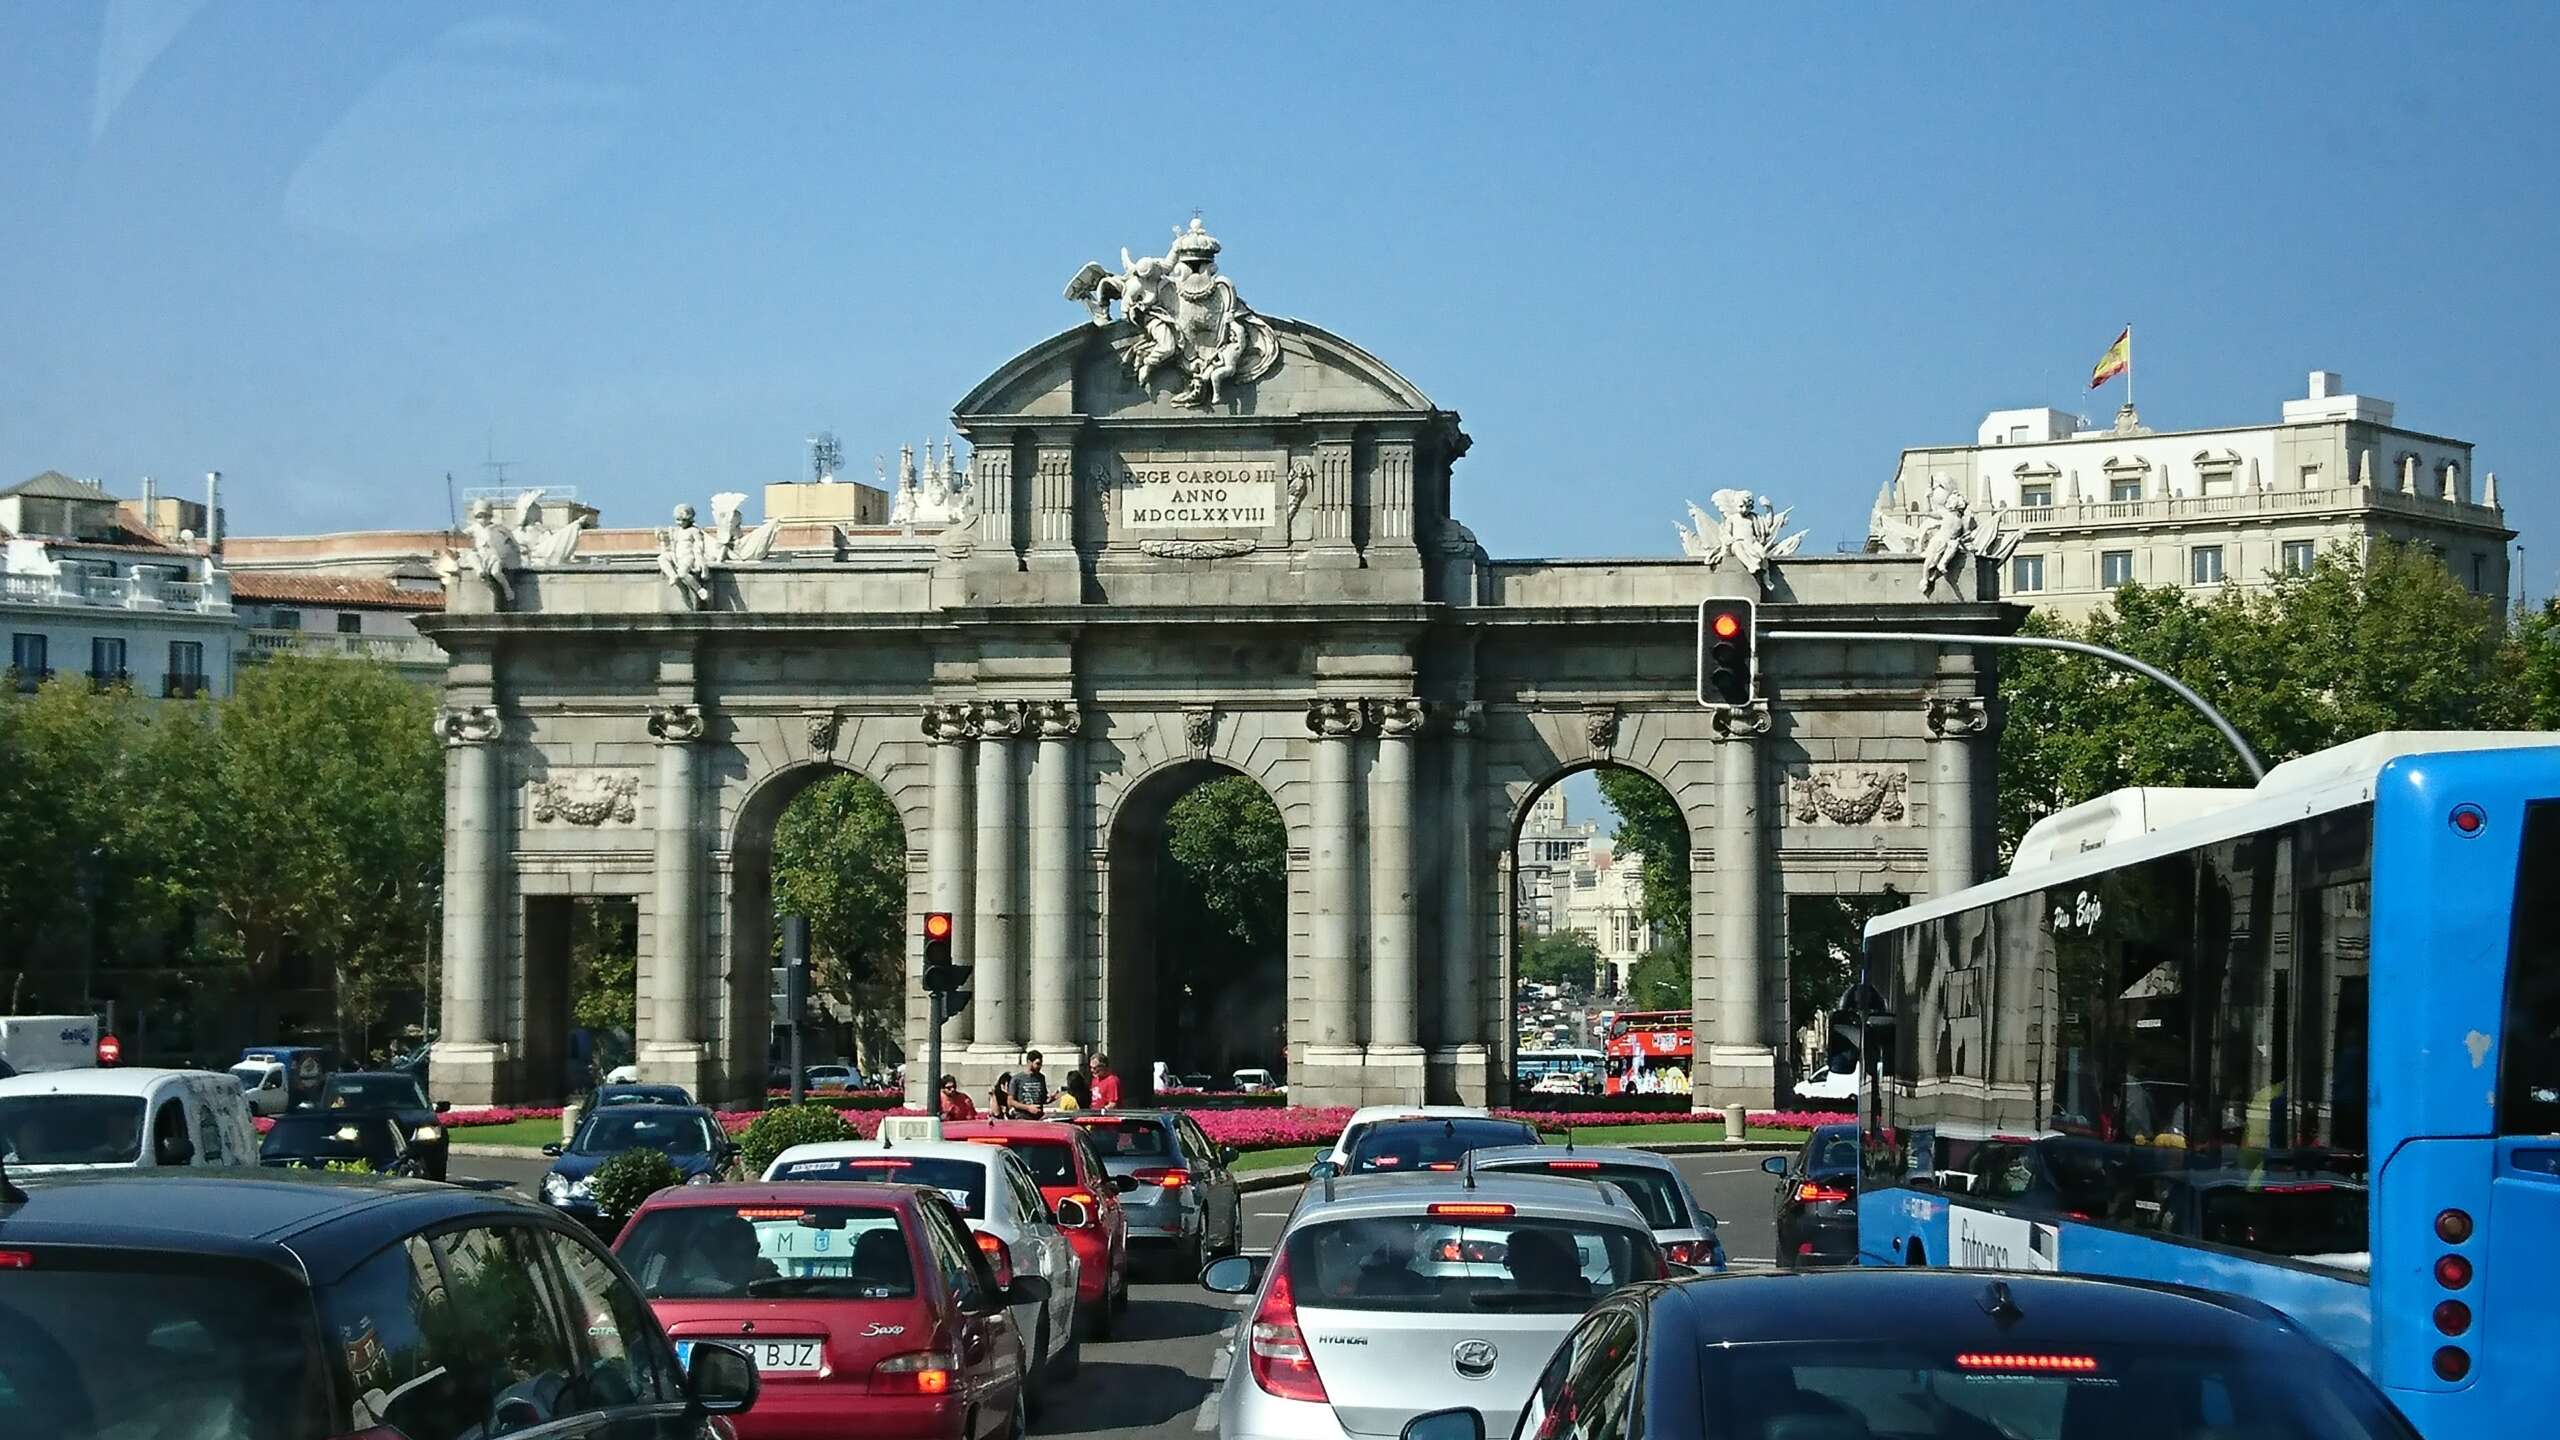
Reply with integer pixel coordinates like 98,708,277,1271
422,221,2020,1111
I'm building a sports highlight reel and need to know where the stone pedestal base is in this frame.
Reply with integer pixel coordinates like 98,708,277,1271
431,1041,514,1108
1695,1043,1778,1113
637,1041,716,1101
1358,1044,1428,1106
1291,1044,1373,1109
1425,1045,1491,1105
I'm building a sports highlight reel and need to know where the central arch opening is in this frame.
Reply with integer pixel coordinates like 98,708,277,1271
729,764,910,1092
1105,760,1288,1096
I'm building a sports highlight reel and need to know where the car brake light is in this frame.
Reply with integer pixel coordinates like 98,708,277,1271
1246,1252,1329,1403
1794,1183,1851,1204
2436,1254,2473,1289
965,1137,1008,1146
1428,1202,1516,1218
1956,1353,2099,1374
1546,1160,1602,1171
0,1251,32,1270
732,1208,807,1220
873,1351,957,1395
1425,1162,1459,1171
1662,1240,1710,1265
1133,1166,1191,1189
973,1230,1014,1285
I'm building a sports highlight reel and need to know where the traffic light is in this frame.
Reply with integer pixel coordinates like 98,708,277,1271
919,911,969,1003
1698,598,1757,707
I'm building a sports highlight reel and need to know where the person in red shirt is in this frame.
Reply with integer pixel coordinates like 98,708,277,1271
1089,1052,1121,1110
937,1074,978,1120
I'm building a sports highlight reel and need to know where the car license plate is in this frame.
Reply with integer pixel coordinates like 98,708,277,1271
676,1339,824,1374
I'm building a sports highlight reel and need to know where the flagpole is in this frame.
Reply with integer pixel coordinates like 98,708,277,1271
2126,323,2134,411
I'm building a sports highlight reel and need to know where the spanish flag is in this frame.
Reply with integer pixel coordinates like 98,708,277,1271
2088,327,2131,389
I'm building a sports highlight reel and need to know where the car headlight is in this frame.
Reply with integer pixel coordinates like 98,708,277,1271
541,1173,570,1204
411,1125,444,1143
568,1175,593,1200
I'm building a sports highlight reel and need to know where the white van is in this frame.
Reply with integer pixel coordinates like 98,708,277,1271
1231,1067,1277,1093
228,1057,293,1115
0,1067,263,1175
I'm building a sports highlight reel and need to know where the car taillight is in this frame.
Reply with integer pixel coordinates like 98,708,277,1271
1246,1252,1328,1403
1132,1166,1191,1189
1794,1182,1851,1205
1428,1202,1516,1218
974,1230,1014,1286
1956,1353,2099,1374
1662,1240,1710,1266
1545,1160,1602,1171
2435,1254,2473,1289
873,1350,957,1395
0,1251,33,1270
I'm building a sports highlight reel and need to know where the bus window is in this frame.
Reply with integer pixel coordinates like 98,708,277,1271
2499,801,2560,1135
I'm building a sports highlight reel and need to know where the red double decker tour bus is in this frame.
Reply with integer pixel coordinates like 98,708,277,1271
1603,1009,1694,1094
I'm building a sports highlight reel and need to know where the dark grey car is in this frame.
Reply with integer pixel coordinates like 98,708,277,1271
1069,1109,1242,1273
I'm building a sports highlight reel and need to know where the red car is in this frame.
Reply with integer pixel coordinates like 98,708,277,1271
617,1182,1042,1440
942,1118,1132,1335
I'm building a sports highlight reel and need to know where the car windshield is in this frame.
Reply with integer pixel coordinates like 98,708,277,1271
988,1139,1076,1185
1073,1118,1174,1160
323,1076,427,1110
1692,1341,2416,1440
1810,1130,1861,1173
601,1086,686,1106
1283,1214,1660,1314
619,1204,917,1301
228,1066,273,1088
769,1155,990,1217
0,1253,331,1439
1502,1161,1690,1229
261,1116,396,1162
0,1095,145,1166
1347,1119,1539,1173
576,1111,713,1156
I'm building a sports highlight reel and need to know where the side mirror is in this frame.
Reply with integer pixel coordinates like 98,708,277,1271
1700,1211,1721,1229
1761,1156,1789,1176
1402,1409,1488,1440
1221,1146,1240,1164
685,1340,760,1417
1112,1174,1139,1194
157,1134,196,1167
1199,1253,1264,1294
1307,1159,1338,1181
542,1143,564,1158
434,1100,452,1113
1054,1196,1093,1229
1004,1274,1053,1307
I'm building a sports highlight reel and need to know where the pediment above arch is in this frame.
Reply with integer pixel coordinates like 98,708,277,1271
955,316,1439,425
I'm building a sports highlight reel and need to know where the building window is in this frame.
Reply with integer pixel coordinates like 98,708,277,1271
9,632,45,689
2019,483,2053,508
2282,540,2316,575
2101,550,2134,587
2299,464,2322,490
167,640,206,698
2010,554,2046,593
269,609,302,631
2110,477,2144,502
2473,554,2488,593
89,636,127,684
336,612,363,635
2191,546,2226,585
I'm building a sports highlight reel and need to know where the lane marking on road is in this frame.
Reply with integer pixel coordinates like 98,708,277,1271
1192,1392,1222,1431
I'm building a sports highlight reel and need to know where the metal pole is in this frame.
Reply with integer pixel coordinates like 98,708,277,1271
926,994,945,1118
1763,629,2266,781
789,1020,805,1107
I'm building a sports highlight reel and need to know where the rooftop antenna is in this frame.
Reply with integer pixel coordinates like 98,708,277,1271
444,471,461,537
480,432,518,490
807,431,842,484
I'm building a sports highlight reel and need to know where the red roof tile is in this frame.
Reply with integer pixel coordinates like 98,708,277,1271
225,571,447,611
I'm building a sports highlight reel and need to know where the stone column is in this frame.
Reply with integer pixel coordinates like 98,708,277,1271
1027,701,1081,1061
1704,700,1774,1117
1366,698,1426,1098
434,705,509,1104
1028,440,1076,571
971,447,1016,556
1926,696,1992,896
1310,434,1358,568
642,703,711,1094
1435,702,1486,1099
923,704,976,1050
1304,698,1366,1097
971,701,1027,1055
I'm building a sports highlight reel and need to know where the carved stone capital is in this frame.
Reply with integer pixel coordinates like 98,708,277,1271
1442,700,1485,738
921,702,976,744
1031,700,1082,740
806,709,845,754
1582,704,1621,759
973,700,1030,740
647,703,707,743
1306,697,1366,740
1374,696,1428,739
1710,700,1774,741
435,705,503,747
1925,695,1992,740
1182,705,1217,756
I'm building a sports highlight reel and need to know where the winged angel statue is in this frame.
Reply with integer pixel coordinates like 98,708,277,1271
1873,483,2025,594
1064,218,1280,407
442,490,588,606
1678,489,1806,592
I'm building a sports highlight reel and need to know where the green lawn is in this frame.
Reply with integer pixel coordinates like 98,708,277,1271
1231,1145,1320,1176
448,1117,569,1149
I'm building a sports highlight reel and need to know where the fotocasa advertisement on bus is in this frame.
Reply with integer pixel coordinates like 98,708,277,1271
1847,731,2560,1439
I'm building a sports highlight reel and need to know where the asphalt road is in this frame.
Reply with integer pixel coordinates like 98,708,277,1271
454,1148,1788,1440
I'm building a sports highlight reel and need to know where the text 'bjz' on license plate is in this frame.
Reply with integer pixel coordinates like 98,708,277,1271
678,1338,823,1374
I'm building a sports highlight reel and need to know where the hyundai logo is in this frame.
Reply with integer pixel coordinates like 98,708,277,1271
1452,1339,1499,1379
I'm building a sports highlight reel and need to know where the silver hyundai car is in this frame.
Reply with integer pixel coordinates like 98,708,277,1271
1200,1171,1667,1440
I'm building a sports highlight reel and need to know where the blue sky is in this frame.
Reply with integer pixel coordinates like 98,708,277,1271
5,4,2553,596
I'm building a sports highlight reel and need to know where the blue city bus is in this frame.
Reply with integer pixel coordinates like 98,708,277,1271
1853,732,2560,1437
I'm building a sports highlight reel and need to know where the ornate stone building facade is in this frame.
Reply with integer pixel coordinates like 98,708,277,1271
420,224,2021,1112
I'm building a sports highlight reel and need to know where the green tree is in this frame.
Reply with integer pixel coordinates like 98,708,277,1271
1520,931,1601,989
1594,768,1689,947
771,773,907,1063
2513,598,2560,730
569,901,638,1034
1784,894,1898,1053
1162,775,1287,955
735,1102,853,1178
1626,944,1690,1010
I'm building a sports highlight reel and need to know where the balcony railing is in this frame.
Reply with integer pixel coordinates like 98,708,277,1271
85,669,132,693
2007,484,2500,531
0,569,230,613
244,629,446,666
163,672,211,699
8,666,51,694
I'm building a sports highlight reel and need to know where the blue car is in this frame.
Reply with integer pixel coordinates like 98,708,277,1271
539,1103,737,1231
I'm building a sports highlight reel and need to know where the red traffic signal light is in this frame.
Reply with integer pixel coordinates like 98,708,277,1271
1711,610,1741,640
1697,598,1757,708
923,912,954,942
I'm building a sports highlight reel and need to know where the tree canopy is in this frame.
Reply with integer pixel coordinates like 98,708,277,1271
770,772,908,1062
1519,931,1601,990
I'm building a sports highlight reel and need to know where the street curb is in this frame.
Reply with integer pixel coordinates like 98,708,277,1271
452,1141,549,1159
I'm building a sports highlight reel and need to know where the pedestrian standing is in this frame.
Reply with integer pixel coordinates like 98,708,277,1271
1089,1053,1121,1110
938,1075,978,1121
1062,1067,1092,1110
1001,1049,1052,1117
